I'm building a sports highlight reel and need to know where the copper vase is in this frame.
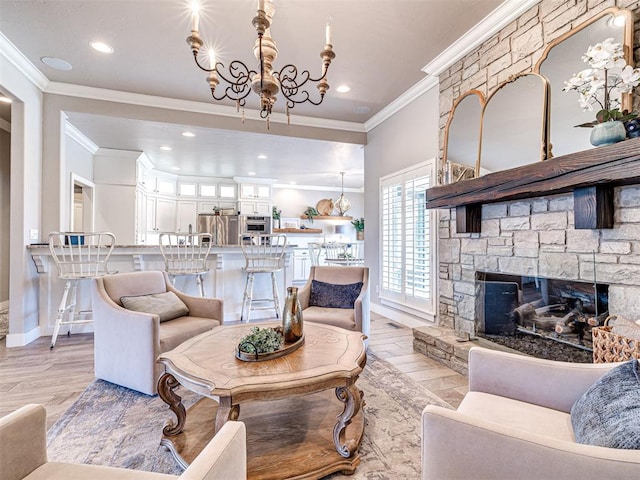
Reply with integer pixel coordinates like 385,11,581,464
282,286,303,343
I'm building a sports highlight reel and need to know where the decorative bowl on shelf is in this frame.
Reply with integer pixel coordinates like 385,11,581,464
316,199,334,216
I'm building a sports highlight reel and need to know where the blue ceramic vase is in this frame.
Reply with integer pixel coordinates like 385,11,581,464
590,120,626,147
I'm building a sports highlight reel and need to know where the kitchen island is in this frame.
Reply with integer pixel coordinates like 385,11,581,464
28,244,293,336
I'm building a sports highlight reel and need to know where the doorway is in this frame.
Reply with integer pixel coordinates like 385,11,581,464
70,173,94,232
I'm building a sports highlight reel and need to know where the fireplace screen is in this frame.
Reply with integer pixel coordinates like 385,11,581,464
477,272,609,351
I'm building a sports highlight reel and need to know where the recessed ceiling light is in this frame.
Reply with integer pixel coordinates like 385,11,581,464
248,172,256,176
0,96,11,104
160,146,172,151
336,85,351,93
257,154,267,159
353,105,371,114
289,181,297,185
41,56,73,71
182,131,196,137
90,41,114,54
171,166,181,171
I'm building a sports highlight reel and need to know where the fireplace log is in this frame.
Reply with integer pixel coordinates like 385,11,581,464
554,324,572,335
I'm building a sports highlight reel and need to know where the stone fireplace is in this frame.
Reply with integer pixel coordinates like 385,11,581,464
436,184,640,340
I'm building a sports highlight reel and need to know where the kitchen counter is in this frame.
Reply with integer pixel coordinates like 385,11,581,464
29,244,294,334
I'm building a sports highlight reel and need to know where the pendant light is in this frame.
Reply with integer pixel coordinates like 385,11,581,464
334,172,351,216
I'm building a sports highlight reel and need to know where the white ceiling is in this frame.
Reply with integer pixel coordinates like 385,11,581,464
0,0,504,187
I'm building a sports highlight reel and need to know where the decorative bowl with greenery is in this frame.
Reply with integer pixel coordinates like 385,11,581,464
351,217,364,232
238,326,283,355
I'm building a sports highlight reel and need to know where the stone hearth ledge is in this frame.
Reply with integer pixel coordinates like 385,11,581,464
413,325,518,375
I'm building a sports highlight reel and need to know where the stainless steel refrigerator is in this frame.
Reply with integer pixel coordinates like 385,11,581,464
197,214,240,245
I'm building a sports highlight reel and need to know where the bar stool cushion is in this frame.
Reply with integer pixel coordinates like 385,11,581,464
309,280,363,309
121,291,189,322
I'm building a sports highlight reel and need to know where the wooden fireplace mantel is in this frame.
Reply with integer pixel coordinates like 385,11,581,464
426,137,640,233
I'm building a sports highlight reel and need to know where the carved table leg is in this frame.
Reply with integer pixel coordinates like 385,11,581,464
333,383,364,458
158,372,186,436
215,396,240,434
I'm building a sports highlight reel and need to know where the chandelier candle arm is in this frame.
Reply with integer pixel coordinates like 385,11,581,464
185,0,335,124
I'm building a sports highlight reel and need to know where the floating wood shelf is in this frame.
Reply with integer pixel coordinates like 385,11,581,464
299,215,353,220
273,228,323,233
426,137,640,233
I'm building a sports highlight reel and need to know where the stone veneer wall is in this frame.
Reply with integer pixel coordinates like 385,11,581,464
437,0,640,335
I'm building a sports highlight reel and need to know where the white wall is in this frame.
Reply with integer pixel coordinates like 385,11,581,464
0,125,9,302
272,186,364,242
0,48,44,345
364,86,440,314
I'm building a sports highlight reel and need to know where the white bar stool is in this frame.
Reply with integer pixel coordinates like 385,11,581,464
48,232,116,348
240,233,287,322
159,232,212,297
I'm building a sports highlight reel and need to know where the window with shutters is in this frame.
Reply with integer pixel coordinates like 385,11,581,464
380,160,436,318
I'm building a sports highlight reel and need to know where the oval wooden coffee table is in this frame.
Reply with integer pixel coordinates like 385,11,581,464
157,322,367,480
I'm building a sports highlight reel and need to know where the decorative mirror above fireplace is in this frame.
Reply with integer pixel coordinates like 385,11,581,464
442,90,485,183
535,7,633,158
479,72,549,174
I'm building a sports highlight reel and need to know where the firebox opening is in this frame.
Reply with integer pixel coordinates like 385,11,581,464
476,272,609,359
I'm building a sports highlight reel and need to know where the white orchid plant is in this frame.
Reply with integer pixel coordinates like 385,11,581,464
563,38,640,125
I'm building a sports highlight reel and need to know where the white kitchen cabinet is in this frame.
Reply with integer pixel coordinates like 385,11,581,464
177,181,197,197
176,200,198,232
238,200,271,216
239,183,271,199
146,196,177,233
292,248,312,283
198,201,237,214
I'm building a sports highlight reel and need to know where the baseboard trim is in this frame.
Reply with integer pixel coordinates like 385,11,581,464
371,303,436,329
6,326,42,347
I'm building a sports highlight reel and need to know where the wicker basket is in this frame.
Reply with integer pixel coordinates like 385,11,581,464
592,315,640,363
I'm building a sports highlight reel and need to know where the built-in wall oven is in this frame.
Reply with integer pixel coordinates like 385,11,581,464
240,216,272,235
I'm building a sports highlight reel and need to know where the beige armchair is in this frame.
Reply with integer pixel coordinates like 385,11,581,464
0,404,246,480
298,266,369,339
422,347,640,480
92,271,223,395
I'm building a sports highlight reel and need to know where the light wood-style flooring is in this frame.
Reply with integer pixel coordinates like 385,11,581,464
0,312,468,428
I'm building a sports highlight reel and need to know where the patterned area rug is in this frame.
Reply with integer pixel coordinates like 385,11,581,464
47,353,452,479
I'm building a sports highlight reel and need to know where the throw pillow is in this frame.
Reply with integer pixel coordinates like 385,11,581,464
570,359,640,449
120,291,189,322
309,280,363,309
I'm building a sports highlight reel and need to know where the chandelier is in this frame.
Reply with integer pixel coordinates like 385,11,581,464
186,0,336,126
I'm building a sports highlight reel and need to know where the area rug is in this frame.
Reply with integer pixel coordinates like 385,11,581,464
47,353,452,479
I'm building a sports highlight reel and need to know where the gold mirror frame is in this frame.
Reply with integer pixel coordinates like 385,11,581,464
442,89,486,184
534,7,634,158
478,72,550,175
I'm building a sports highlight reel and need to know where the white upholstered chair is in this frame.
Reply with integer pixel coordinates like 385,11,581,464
297,266,370,339
422,347,640,479
48,231,116,349
0,404,246,480
91,270,223,395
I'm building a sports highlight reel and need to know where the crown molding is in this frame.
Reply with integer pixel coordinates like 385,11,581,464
273,183,363,193
0,31,48,91
421,0,542,77
65,121,99,154
363,0,542,132
45,82,366,134
364,76,439,132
